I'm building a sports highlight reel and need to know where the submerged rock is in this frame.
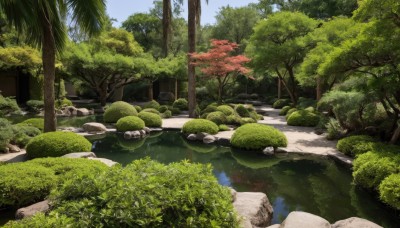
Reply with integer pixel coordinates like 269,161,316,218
280,211,330,228
233,192,273,227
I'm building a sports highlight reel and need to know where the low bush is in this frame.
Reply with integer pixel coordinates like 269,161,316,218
235,104,250,117
325,118,346,140
201,104,217,115
141,108,160,114
272,99,290,109
133,105,142,113
241,117,256,125
379,174,400,210
216,105,235,116
231,123,287,150
116,116,145,131
279,106,291,116
249,111,262,121
11,125,41,148
287,110,320,127
0,118,13,151
0,95,20,116
138,112,162,127
18,118,44,132
103,101,137,123
182,119,219,135
285,108,297,119
206,111,227,125
161,110,172,118
143,100,160,110
170,107,181,115
26,100,44,113
172,98,188,110
26,132,92,158
159,105,169,113
304,106,315,113
226,114,242,125
336,135,376,157
219,124,230,131
55,98,73,109
4,213,74,227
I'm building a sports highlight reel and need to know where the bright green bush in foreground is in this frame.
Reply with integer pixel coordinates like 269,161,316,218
337,135,376,156
379,174,400,210
5,213,74,227
18,118,44,132
207,111,227,125
231,123,287,150
9,159,238,227
116,116,145,131
172,98,188,110
138,112,162,127
182,119,219,135
287,110,320,127
103,101,138,123
26,132,92,158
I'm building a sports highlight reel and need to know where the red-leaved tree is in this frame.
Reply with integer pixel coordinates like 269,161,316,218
190,39,252,104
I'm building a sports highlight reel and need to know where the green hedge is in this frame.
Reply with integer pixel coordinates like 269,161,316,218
216,105,235,116
103,101,138,123
159,105,169,113
138,112,162,127
379,174,400,210
182,119,219,135
18,118,44,132
116,116,145,131
206,111,227,125
336,135,376,157
287,110,320,127
231,123,287,150
26,132,92,158
235,104,250,117
172,98,188,110
285,108,297,119
19,159,238,227
272,99,290,109
279,106,291,116
143,100,160,110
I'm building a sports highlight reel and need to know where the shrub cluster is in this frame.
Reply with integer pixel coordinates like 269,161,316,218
172,98,188,110
182,119,219,135
103,101,138,123
141,108,160,114
219,124,230,131
116,116,145,131
231,123,287,150
26,100,44,113
143,100,161,110
11,125,41,148
0,95,20,116
272,99,290,109
0,118,13,151
161,110,172,119
55,98,73,109
18,118,44,132
206,111,227,125
138,112,162,127
216,105,235,116
26,132,92,158
287,110,320,127
336,135,376,156
235,104,250,117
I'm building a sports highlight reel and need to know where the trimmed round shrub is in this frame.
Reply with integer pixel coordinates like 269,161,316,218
116,116,145,131
141,108,160,114
143,100,160,110
285,108,298,119
337,135,376,156
231,123,287,150
235,104,250,117
273,99,290,109
18,118,44,132
172,98,188,110
182,119,219,135
305,106,315,113
201,105,217,115
159,105,169,113
241,117,256,125
133,105,142,113
206,111,227,125
226,114,242,125
249,111,262,121
287,110,320,127
0,162,56,207
138,112,162,127
103,101,137,123
379,174,400,210
219,124,230,131
279,106,291,116
216,105,235,116
161,110,172,119
170,107,181,115
26,132,92,158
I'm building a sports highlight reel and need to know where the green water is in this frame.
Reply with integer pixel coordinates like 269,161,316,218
90,131,399,227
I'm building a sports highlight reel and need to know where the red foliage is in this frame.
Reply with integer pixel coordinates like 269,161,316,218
190,39,252,79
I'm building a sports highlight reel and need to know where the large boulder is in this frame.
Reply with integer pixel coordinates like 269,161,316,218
15,200,49,219
77,108,90,116
62,152,96,159
280,211,330,228
332,217,382,228
203,135,217,144
82,122,107,133
233,192,273,227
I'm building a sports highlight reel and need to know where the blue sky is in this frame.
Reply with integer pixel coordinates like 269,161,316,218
106,0,259,27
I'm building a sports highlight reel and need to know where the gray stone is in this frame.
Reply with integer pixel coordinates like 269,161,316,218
7,144,21,153
124,131,132,139
77,108,90,116
61,127,80,133
88,157,118,167
139,130,146,136
332,217,382,228
82,122,107,133
281,211,331,228
266,225,280,228
203,135,217,144
187,134,197,141
196,132,209,141
15,200,49,219
66,106,77,116
144,127,151,134
263,147,274,155
233,192,273,227
229,187,237,202
275,147,289,153
62,152,96,159
149,128,163,132
131,131,141,138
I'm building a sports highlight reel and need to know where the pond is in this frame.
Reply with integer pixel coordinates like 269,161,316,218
89,131,399,227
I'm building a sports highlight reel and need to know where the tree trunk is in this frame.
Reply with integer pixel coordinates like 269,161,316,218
99,83,108,107
148,82,154,101
390,120,400,144
41,13,57,132
187,0,197,117
162,0,172,57
316,76,322,101
277,78,281,99
287,67,297,106
174,78,178,99
217,79,223,105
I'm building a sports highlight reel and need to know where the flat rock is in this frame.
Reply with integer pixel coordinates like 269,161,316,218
332,217,382,228
77,108,90,116
263,147,274,155
233,192,273,227
88,157,118,167
281,211,331,228
187,134,197,141
15,200,49,219
82,122,107,133
203,135,216,144
275,147,289,153
62,152,96,159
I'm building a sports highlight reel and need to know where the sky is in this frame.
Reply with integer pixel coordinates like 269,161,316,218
106,0,259,27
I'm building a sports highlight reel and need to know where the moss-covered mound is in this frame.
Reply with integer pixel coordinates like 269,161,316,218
103,101,137,123
337,135,376,157
272,99,290,109
231,123,287,150
235,104,250,117
182,119,219,135
287,110,320,127
26,132,92,158
279,106,291,116
172,98,188,110
285,108,297,119
138,112,162,127
379,174,400,210
17,118,44,132
116,116,145,131
141,108,160,114
143,100,160,110
241,117,256,125
206,111,227,125
216,105,235,116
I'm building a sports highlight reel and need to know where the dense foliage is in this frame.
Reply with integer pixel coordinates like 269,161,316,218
182,119,219,135
17,118,44,132
116,116,145,131
172,98,188,110
103,101,138,123
336,135,376,156
287,110,320,127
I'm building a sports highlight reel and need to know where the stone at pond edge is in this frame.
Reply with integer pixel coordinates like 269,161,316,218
196,132,209,141
280,211,330,228
15,200,49,219
187,134,197,141
266,225,280,228
275,147,289,153
62,152,97,159
82,122,107,133
233,192,273,227
77,108,90,116
144,127,151,134
263,147,274,155
332,217,382,228
88,157,118,167
203,135,217,144
124,131,132,139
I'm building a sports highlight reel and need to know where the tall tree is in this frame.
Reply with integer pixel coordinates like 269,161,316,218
0,0,106,132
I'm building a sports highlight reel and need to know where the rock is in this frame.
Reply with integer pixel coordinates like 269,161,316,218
82,122,107,133
144,127,151,134
139,130,146,137
263,147,274,155
124,131,132,139
77,108,90,116
149,128,162,132
15,200,49,219
61,127,81,133
88,157,117,167
229,187,237,202
266,225,280,228
203,135,217,144
62,152,96,159
196,132,209,141
332,217,382,228
233,192,273,227
187,134,197,141
7,144,21,153
131,131,141,138
65,106,77,116
275,147,289,153
280,211,330,228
